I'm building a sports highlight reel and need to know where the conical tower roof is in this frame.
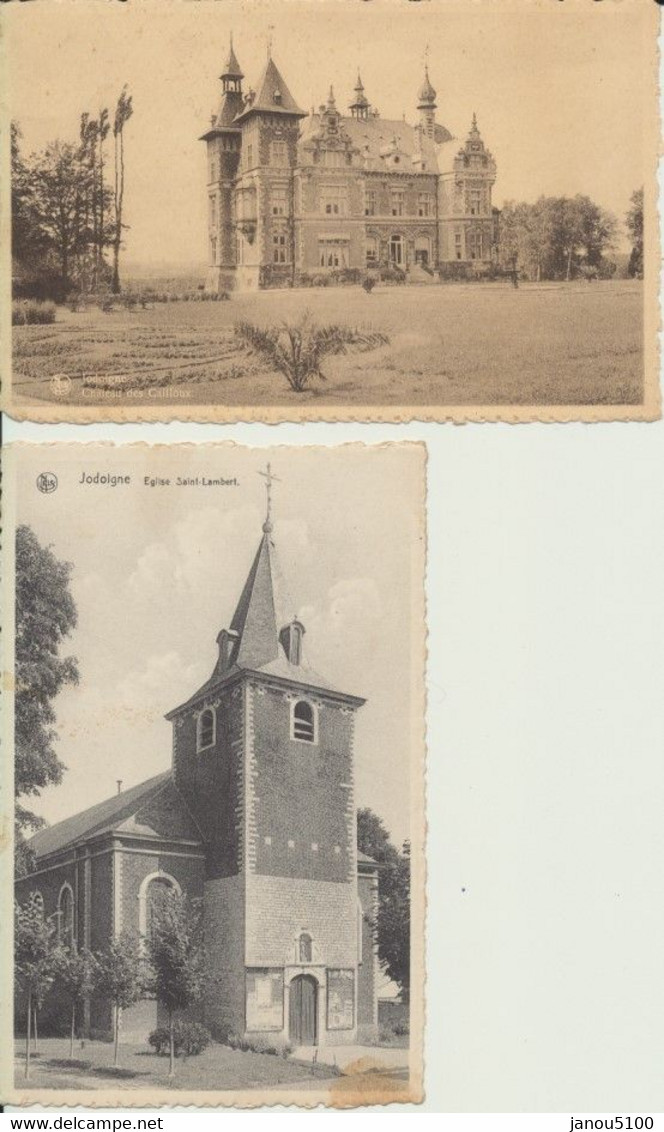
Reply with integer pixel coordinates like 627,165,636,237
235,54,306,120
221,36,243,80
229,530,281,670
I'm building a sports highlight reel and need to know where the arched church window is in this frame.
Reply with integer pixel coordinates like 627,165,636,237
197,708,215,751
292,700,316,743
58,883,75,947
138,872,181,942
299,932,313,963
146,877,175,937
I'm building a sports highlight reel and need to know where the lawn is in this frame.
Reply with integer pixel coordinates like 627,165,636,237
13,1036,338,1093
11,279,644,411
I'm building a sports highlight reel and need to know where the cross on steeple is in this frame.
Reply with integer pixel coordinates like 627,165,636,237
258,462,281,533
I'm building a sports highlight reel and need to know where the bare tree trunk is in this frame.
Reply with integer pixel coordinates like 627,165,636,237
25,990,31,1079
113,1004,120,1067
70,1003,76,1059
168,1009,175,1080
566,246,573,282
33,1005,39,1054
112,129,125,293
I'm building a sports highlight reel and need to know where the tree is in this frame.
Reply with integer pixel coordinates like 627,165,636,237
498,195,617,281
96,933,144,1067
15,894,57,1079
11,122,49,273
357,809,410,1002
111,86,134,293
145,890,205,1079
31,141,87,292
626,188,644,278
15,526,79,877
52,946,98,1059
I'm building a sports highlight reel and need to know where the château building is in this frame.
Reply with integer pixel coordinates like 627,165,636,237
201,42,498,290
16,484,380,1048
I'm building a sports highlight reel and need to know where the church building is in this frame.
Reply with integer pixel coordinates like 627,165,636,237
202,41,498,290
16,482,380,1047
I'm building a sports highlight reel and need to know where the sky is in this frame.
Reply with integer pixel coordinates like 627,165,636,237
5,0,652,265
12,442,425,849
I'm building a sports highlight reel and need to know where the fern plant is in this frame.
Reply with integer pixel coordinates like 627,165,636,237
234,312,388,392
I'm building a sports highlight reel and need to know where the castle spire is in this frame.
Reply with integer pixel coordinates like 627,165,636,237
417,63,437,139
349,70,370,120
221,35,244,84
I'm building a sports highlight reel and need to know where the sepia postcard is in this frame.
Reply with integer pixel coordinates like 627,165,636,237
1,0,659,423
1,441,426,1107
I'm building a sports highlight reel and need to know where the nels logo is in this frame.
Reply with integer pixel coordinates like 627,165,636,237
36,472,58,494
50,373,72,398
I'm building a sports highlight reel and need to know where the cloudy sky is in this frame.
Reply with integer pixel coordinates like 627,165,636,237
11,443,425,848
6,0,652,264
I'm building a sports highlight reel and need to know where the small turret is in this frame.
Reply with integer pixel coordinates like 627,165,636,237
349,72,370,120
221,34,244,94
417,64,437,139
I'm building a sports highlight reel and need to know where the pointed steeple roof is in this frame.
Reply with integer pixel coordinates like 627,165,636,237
221,35,243,80
234,54,306,120
166,506,365,719
228,530,281,670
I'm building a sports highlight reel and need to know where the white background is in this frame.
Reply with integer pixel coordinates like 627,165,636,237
6,416,664,1117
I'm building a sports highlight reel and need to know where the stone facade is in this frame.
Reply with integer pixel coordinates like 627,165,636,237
202,46,498,290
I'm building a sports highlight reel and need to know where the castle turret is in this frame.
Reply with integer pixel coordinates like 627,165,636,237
233,52,306,289
349,72,370,120
200,37,245,292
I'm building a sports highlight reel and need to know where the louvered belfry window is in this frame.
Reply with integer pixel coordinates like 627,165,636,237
198,707,215,750
293,700,315,742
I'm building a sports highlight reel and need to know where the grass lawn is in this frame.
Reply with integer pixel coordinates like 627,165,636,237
11,280,644,411
13,1036,339,1092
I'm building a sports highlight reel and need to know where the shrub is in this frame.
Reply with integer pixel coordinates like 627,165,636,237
378,264,406,285
392,1017,410,1037
235,313,389,392
12,300,56,326
224,1032,292,1058
148,1020,212,1058
362,275,376,293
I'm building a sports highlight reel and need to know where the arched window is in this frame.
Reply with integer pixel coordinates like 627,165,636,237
138,871,181,941
299,932,313,963
292,700,316,744
58,883,75,947
197,707,215,752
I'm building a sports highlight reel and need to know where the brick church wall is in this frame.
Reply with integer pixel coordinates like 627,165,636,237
173,686,244,879
250,686,355,882
119,847,205,937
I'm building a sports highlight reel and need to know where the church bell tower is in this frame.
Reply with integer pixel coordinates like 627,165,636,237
166,468,375,1047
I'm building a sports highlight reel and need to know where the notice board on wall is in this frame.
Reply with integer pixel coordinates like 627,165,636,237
327,969,354,1030
246,969,284,1032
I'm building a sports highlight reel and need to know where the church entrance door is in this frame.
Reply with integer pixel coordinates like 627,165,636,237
289,975,318,1046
